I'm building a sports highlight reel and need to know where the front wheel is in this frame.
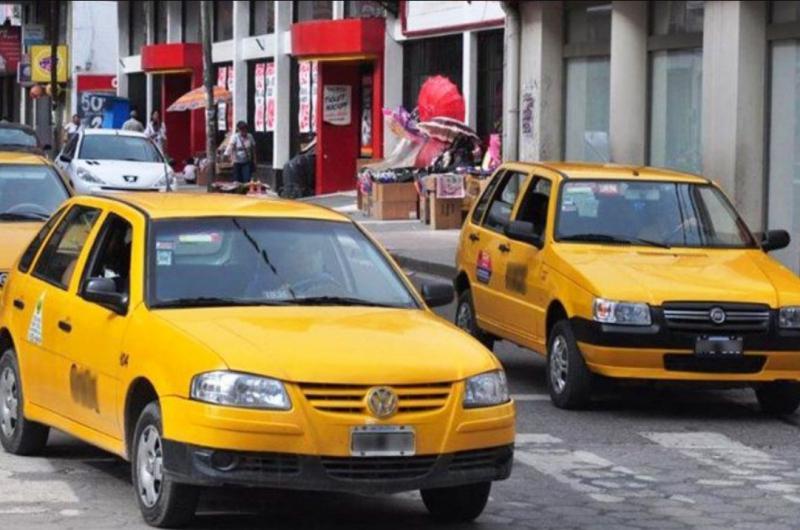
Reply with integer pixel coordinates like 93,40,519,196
755,382,800,415
0,349,49,455
547,320,593,410
132,402,199,528
455,289,494,350
421,481,491,522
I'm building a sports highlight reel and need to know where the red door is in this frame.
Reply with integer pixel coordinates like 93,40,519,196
315,62,361,195
162,74,192,170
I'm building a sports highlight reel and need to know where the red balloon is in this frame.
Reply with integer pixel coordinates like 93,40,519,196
417,76,465,122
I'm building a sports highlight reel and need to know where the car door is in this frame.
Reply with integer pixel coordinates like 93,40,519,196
467,170,529,335
501,175,553,349
65,210,134,437
24,204,102,417
56,134,79,177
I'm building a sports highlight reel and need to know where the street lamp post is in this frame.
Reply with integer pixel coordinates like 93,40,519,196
201,0,217,191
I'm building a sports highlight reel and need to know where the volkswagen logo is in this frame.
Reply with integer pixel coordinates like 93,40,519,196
709,307,727,325
366,386,398,419
123,175,138,183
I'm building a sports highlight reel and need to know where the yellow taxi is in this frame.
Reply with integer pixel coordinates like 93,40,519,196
455,162,800,412
0,152,72,291
0,193,514,527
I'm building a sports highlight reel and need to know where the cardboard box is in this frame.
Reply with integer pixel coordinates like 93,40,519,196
373,200,418,220
372,182,418,203
419,191,431,225
430,196,463,230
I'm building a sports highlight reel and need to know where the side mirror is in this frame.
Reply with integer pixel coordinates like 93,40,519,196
761,229,790,252
504,220,544,249
420,281,454,308
82,277,128,315
59,154,71,163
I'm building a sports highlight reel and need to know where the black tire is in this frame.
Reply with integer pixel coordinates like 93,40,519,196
132,401,199,528
0,348,49,455
755,382,800,415
421,481,491,523
454,288,494,350
546,320,593,410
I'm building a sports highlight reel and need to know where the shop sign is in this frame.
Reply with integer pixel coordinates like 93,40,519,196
360,74,373,156
16,52,30,86
265,62,276,132
30,44,68,83
310,62,318,132
77,76,118,129
298,61,311,133
0,25,21,74
323,85,352,126
254,62,266,132
22,24,45,46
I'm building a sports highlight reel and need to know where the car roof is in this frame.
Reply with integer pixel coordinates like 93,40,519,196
0,151,52,165
505,161,709,184
0,122,37,134
82,128,147,138
86,192,350,222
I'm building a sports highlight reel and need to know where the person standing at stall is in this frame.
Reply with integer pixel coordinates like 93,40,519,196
225,121,256,183
144,110,167,153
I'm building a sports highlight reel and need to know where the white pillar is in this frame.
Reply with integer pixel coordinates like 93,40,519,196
232,1,248,125
517,0,563,161
273,1,292,168
166,0,182,43
117,1,130,98
146,75,153,118
701,0,767,229
609,1,647,165
332,1,345,20
383,20,403,157
462,31,478,129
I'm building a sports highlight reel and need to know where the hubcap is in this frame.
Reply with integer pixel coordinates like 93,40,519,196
549,335,569,394
456,301,473,332
137,425,164,508
0,366,18,439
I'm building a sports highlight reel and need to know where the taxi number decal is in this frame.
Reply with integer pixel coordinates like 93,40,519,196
505,263,528,295
69,364,99,412
26,292,45,346
476,250,492,284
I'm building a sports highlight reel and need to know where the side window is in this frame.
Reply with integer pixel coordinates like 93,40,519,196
18,206,66,273
483,171,527,233
32,205,101,289
515,177,552,237
471,170,505,225
81,213,133,300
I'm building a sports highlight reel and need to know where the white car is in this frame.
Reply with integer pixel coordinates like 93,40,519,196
56,129,174,194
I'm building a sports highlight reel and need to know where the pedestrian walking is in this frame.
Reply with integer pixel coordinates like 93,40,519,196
121,109,144,132
63,114,82,143
144,110,167,152
225,121,256,183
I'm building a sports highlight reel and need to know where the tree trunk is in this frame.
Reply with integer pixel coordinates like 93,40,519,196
201,0,217,190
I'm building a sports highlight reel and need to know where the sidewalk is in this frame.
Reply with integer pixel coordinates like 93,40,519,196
302,192,459,278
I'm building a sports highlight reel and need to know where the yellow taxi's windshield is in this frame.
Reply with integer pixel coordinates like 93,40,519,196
148,217,419,308
555,180,757,249
0,165,69,221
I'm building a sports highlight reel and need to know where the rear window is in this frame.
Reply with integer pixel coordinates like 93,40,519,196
0,128,37,147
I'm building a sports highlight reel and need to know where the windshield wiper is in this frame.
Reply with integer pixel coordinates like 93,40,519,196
153,297,291,309
560,233,671,249
0,211,49,221
292,296,398,308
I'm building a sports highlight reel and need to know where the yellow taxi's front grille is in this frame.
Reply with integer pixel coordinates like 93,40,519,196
298,383,452,415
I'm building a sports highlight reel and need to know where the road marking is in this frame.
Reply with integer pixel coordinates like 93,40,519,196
642,431,800,504
512,393,550,402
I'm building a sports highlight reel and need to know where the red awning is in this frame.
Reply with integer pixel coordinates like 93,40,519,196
141,43,202,73
291,18,385,58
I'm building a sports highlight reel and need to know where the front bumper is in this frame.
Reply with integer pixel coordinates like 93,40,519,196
161,441,513,493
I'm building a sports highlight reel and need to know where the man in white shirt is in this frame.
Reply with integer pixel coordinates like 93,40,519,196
63,114,82,142
122,109,144,132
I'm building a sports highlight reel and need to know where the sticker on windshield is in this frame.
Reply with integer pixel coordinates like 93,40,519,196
476,250,492,284
178,233,221,244
156,240,176,250
27,292,45,346
156,249,173,266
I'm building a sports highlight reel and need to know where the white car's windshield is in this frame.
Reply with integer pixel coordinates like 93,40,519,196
79,135,162,162
0,165,69,221
556,180,757,249
148,217,418,308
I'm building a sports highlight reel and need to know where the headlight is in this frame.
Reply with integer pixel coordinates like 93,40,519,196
76,167,104,183
190,371,291,410
593,298,651,326
463,370,509,408
779,307,800,329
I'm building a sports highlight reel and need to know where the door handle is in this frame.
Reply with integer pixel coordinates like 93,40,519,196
498,243,511,253
469,233,480,242
12,299,24,310
58,320,72,333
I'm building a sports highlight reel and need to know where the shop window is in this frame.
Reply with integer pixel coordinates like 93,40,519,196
154,0,168,44
129,1,147,54
476,29,504,141
402,35,463,113
182,0,201,43
294,1,333,22
214,1,234,42
345,1,385,18
247,60,275,165
648,1,703,174
250,1,275,35
563,3,610,162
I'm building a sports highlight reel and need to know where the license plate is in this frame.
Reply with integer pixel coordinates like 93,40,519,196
350,425,415,457
695,336,743,356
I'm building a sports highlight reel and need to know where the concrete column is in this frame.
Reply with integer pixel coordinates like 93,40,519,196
383,20,403,157
117,1,130,98
232,1,248,124
462,31,478,129
701,1,767,229
146,75,153,118
273,1,292,168
166,0,182,43
609,1,647,165
517,1,563,161
332,1,345,20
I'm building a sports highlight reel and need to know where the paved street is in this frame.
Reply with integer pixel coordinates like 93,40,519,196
1,284,799,529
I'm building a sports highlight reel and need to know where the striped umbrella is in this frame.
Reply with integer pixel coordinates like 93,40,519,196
167,86,232,112
416,117,480,144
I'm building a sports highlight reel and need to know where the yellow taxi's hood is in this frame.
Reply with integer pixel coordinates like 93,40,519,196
152,306,499,384
0,221,41,270
551,246,799,306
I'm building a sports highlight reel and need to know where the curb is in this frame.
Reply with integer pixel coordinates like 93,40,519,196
390,253,457,279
